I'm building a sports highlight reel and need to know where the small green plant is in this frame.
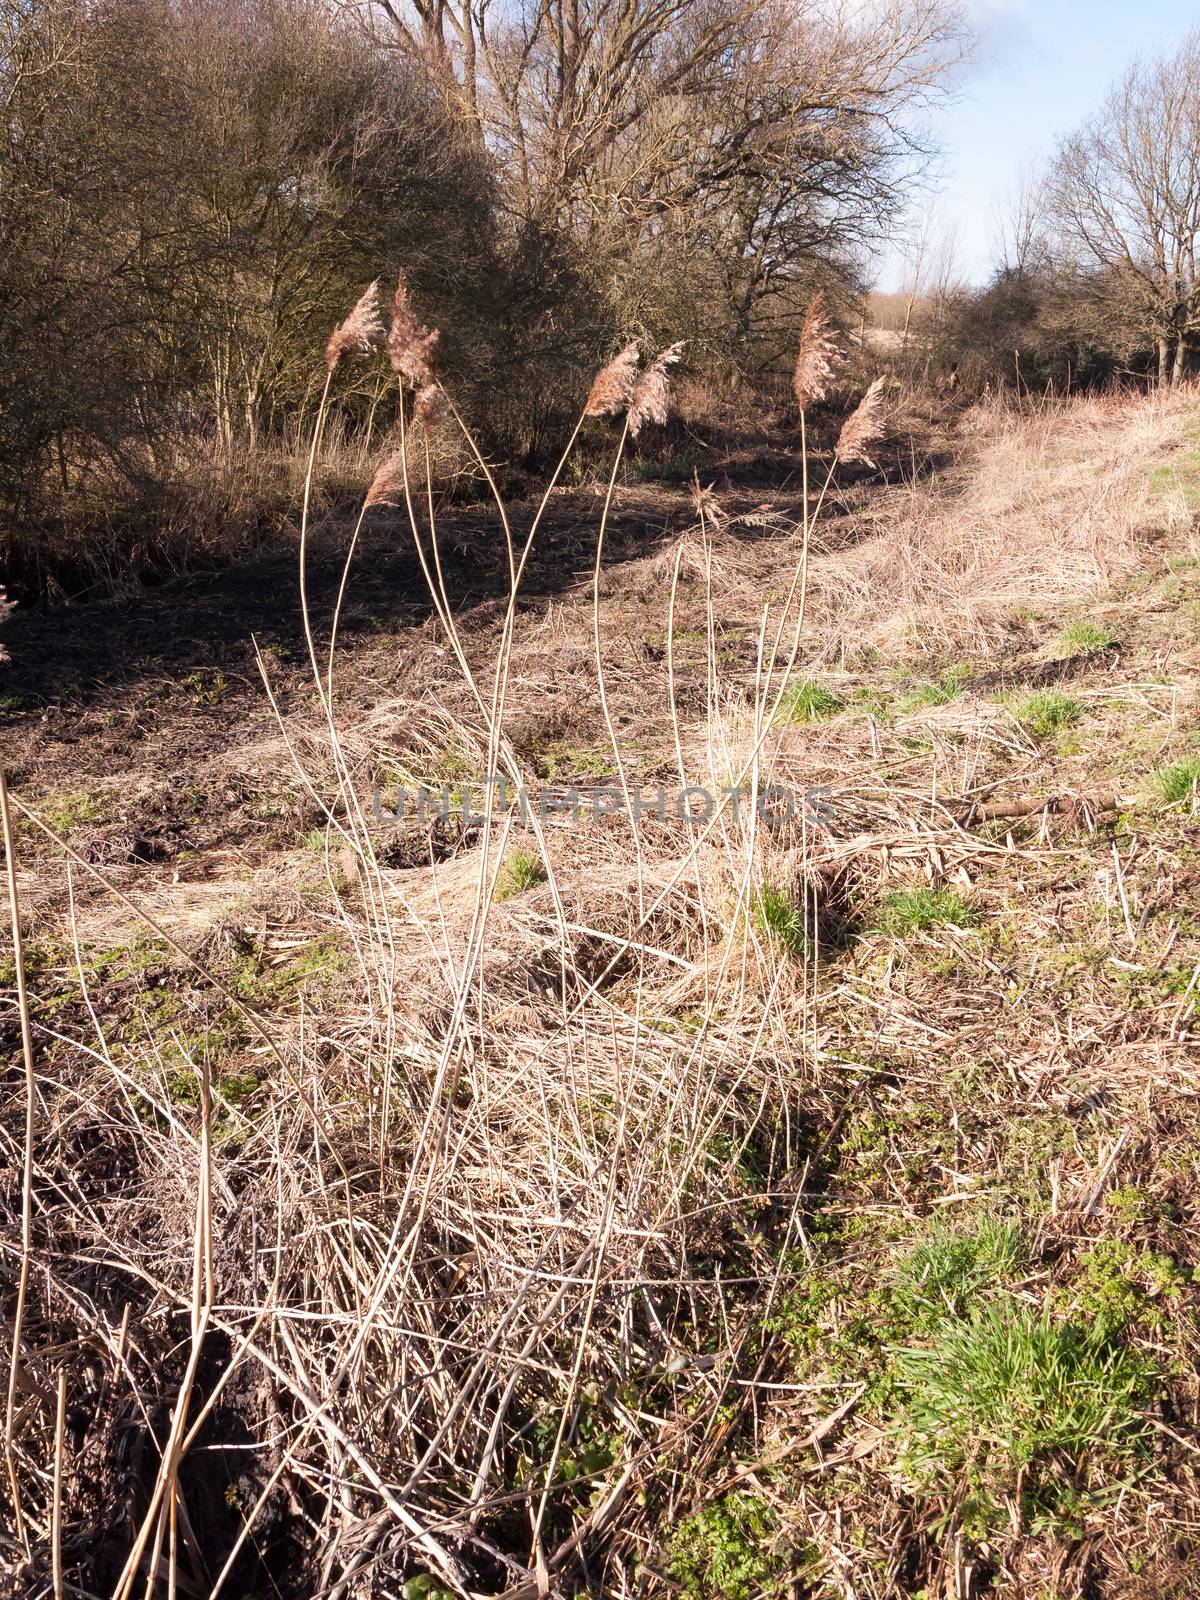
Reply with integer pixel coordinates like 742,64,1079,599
775,679,843,724
890,1304,1156,1539
896,663,971,715
877,886,974,936
1014,688,1084,740
1155,756,1200,809
753,882,808,956
534,744,614,782
1060,619,1118,654
1071,1239,1187,1337
400,1576,456,1600
495,849,546,900
667,1493,796,1600
182,669,228,707
891,1216,1024,1326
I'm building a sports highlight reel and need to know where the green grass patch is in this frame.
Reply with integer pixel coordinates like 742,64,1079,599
495,849,546,900
1150,453,1200,507
889,1303,1156,1539
533,745,614,783
1060,619,1118,654
891,1216,1024,1327
1155,756,1200,809
876,886,974,936
35,787,110,836
775,679,843,725
1014,688,1085,740
896,663,972,715
753,882,808,956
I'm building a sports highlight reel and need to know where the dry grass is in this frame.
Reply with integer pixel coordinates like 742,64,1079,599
4,364,1200,1599
805,386,1197,656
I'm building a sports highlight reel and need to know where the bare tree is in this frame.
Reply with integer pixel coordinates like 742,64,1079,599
994,162,1049,277
341,0,969,357
1049,29,1200,386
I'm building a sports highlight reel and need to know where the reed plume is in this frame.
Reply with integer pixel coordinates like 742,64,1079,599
792,291,840,412
414,384,450,433
364,450,407,509
387,274,439,386
325,280,383,371
835,377,887,465
628,341,686,438
689,470,723,527
585,342,640,417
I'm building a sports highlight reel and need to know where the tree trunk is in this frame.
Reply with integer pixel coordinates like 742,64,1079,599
1158,337,1171,388
1172,335,1188,387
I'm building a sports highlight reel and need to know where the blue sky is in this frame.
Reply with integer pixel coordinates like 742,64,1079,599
875,0,1198,288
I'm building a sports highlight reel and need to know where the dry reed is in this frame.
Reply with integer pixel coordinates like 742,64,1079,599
628,341,686,437
584,342,641,417
413,382,450,432
324,279,383,370
792,291,840,412
835,376,888,465
363,449,407,508
386,273,439,386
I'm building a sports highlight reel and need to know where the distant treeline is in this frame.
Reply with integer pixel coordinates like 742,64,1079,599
3,1,1197,592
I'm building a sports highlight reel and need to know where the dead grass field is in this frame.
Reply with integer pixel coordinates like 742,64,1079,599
3,385,1200,1600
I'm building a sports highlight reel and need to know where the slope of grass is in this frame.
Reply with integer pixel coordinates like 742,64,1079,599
5,386,1200,1600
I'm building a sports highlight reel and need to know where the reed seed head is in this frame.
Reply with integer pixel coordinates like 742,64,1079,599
835,376,888,465
792,292,840,413
387,274,440,386
689,470,723,527
364,450,407,509
414,384,450,433
585,342,640,417
325,280,383,371
628,341,686,438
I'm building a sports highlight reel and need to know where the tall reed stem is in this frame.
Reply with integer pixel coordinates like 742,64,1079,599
1,769,33,1557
